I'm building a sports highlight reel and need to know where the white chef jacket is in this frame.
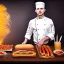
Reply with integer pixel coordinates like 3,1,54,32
25,16,55,44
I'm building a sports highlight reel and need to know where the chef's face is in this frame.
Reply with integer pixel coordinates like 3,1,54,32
35,8,45,16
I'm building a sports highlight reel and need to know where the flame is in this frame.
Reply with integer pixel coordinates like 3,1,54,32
0,4,11,44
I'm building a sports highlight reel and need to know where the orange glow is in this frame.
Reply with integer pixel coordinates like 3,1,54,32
0,4,11,44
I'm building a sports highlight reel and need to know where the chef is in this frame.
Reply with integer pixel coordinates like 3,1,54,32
22,1,55,46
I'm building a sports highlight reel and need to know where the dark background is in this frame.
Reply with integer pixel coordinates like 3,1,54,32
0,0,64,46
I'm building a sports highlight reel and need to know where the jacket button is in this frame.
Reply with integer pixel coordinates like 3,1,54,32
29,27,30,28
43,29,45,30
37,24,38,25
36,30,37,31
39,39,40,40
38,29,39,30
44,24,46,25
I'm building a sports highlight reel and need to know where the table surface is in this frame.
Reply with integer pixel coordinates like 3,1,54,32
0,46,64,62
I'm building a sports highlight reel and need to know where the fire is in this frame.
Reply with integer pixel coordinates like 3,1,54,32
0,4,11,44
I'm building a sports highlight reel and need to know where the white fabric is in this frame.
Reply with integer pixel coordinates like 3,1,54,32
25,16,55,44
35,2,45,9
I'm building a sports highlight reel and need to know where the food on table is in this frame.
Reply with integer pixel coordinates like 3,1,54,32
0,44,13,50
36,45,54,58
0,51,7,55
12,44,36,57
53,50,64,55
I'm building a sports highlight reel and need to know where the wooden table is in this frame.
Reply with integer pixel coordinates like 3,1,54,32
0,46,64,62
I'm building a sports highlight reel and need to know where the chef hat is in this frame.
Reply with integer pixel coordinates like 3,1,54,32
35,2,45,9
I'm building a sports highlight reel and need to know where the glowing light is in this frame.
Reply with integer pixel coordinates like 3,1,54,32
0,4,11,44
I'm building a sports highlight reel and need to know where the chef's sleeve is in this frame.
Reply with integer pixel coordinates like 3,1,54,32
46,21,55,40
24,20,33,40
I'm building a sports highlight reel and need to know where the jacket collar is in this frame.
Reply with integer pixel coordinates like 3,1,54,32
36,16,45,20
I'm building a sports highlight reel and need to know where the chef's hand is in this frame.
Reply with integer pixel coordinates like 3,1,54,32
21,38,28,44
22,41,26,44
36,36,50,46
36,39,44,47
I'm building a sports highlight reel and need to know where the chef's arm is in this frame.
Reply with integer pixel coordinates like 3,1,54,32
41,36,50,42
46,21,55,41
37,36,50,46
38,36,50,45
22,20,33,44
